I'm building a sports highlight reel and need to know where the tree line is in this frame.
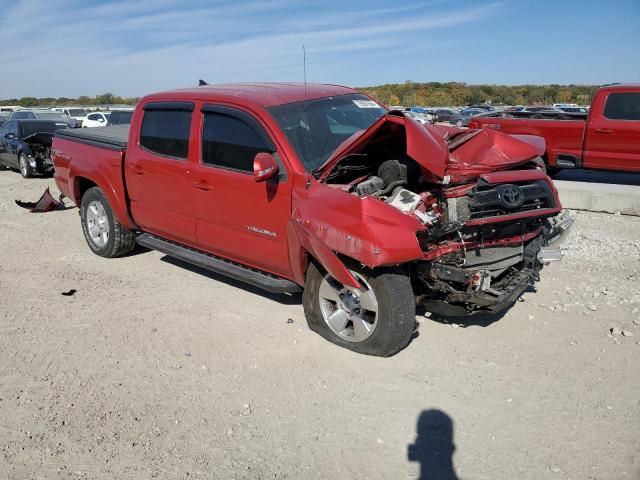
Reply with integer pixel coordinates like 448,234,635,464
358,81,600,107
0,93,139,107
1,82,602,108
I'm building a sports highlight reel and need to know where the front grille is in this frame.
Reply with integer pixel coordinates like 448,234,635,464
466,180,555,220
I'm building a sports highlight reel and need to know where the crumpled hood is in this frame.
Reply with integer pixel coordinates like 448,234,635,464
319,112,545,182
446,129,546,178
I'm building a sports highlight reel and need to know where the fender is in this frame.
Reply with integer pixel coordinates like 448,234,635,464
66,145,137,230
287,218,361,289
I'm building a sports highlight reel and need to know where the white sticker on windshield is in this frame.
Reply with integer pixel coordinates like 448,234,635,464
352,100,379,109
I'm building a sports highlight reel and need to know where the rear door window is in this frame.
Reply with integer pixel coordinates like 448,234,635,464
603,93,640,120
140,104,193,159
201,110,272,173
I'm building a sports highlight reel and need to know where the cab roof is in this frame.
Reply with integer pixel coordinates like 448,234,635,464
143,83,359,108
600,83,640,91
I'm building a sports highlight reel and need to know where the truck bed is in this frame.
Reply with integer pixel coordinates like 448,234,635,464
55,124,130,151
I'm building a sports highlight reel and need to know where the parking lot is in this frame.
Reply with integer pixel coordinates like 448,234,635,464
1,171,639,479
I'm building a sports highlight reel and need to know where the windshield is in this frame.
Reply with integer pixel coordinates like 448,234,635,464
268,93,386,171
37,112,69,120
68,109,88,117
21,121,68,138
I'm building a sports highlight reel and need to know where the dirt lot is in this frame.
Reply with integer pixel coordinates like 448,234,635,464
1,171,639,480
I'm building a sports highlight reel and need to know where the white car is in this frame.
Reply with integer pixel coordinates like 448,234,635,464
82,112,110,128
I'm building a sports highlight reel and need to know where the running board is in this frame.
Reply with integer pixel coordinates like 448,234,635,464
136,233,301,294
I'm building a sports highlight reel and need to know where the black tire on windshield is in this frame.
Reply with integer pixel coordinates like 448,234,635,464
303,262,416,357
80,187,136,258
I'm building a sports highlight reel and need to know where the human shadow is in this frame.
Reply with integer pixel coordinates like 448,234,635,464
408,409,459,480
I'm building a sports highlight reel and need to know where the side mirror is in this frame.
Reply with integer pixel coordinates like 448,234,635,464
253,152,279,182
5,133,15,140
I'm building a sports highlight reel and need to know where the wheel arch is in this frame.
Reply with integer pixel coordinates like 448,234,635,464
72,175,137,230
287,219,361,289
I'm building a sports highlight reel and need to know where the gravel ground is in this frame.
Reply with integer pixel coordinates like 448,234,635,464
1,171,639,480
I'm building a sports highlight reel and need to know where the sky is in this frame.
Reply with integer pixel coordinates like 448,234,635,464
0,0,638,98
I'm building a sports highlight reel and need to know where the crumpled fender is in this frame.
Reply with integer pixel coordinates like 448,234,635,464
287,218,361,288
287,178,425,287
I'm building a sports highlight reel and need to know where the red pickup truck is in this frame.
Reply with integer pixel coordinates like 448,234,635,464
470,84,640,173
51,83,572,356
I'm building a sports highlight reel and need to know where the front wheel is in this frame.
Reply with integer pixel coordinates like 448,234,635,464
456,119,464,127
19,153,33,178
80,187,136,258
303,262,416,357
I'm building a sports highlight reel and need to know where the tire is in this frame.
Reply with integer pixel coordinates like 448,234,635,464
530,156,547,174
303,262,416,357
18,153,33,178
80,187,136,258
456,119,464,127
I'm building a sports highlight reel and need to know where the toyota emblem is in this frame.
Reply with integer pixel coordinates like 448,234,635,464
500,185,524,209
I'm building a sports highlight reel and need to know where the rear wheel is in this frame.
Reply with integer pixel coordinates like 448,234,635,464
303,262,415,357
456,119,464,127
19,153,33,178
80,187,136,258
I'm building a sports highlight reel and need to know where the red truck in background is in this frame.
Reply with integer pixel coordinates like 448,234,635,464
470,84,640,173
51,83,572,357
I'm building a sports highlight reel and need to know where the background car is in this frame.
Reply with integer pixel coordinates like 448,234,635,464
60,107,89,122
403,111,431,125
557,106,589,113
83,112,110,127
106,109,133,125
10,109,80,128
449,108,485,127
468,104,496,111
0,119,69,177
433,108,458,123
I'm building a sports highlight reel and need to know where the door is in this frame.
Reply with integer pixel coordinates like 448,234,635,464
191,105,293,277
124,102,198,245
2,121,20,168
584,91,640,172
0,121,11,165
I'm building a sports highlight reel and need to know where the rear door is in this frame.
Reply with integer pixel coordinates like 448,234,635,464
584,91,640,172
5,121,20,167
190,104,293,277
124,102,198,245
0,121,11,165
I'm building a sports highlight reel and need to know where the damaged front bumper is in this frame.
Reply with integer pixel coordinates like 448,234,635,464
417,210,574,316
538,210,574,263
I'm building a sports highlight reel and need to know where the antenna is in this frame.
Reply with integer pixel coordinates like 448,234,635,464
303,44,311,190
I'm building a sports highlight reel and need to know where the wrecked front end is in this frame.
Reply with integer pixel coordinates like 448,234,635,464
413,177,573,316
23,132,56,174
317,113,573,316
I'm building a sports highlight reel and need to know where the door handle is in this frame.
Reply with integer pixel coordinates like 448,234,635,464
192,180,213,191
594,128,612,134
130,165,145,175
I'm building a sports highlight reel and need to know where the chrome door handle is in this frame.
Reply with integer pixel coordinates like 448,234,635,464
594,128,612,134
